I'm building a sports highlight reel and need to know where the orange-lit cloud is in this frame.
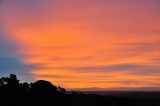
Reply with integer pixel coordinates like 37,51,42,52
1,0,160,89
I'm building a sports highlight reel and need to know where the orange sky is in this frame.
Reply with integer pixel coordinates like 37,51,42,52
1,0,160,89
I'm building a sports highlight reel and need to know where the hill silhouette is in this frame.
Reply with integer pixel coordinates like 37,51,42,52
0,74,160,106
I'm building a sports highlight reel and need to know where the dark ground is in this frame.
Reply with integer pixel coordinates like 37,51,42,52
1,74,160,106
1,91,160,106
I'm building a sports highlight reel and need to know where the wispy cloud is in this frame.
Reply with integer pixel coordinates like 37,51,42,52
1,0,160,89
49,63,159,75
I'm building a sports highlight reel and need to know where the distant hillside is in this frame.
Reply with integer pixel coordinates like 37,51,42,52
70,87,160,92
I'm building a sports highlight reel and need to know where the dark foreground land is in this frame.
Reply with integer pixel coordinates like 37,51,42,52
1,74,160,106
1,91,160,106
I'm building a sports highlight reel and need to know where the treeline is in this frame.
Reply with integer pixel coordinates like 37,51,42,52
0,74,66,96
0,74,160,106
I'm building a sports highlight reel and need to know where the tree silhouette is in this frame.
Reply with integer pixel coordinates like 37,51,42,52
20,82,30,92
58,86,66,95
0,74,158,106
7,74,20,93
31,80,59,96
0,74,67,97
0,74,20,94
0,77,9,85
0,77,8,94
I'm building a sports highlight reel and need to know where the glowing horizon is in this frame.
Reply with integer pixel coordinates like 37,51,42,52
0,0,160,89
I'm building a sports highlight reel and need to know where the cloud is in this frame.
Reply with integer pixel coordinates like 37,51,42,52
119,40,160,52
55,64,141,71
149,58,160,61
1,0,160,89
51,63,160,75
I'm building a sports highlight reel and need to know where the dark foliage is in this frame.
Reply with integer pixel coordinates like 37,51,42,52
31,80,59,96
0,74,160,106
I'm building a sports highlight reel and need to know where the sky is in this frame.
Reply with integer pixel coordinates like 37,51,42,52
0,0,160,90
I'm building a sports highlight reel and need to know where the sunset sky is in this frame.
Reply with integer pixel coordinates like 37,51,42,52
0,0,160,90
